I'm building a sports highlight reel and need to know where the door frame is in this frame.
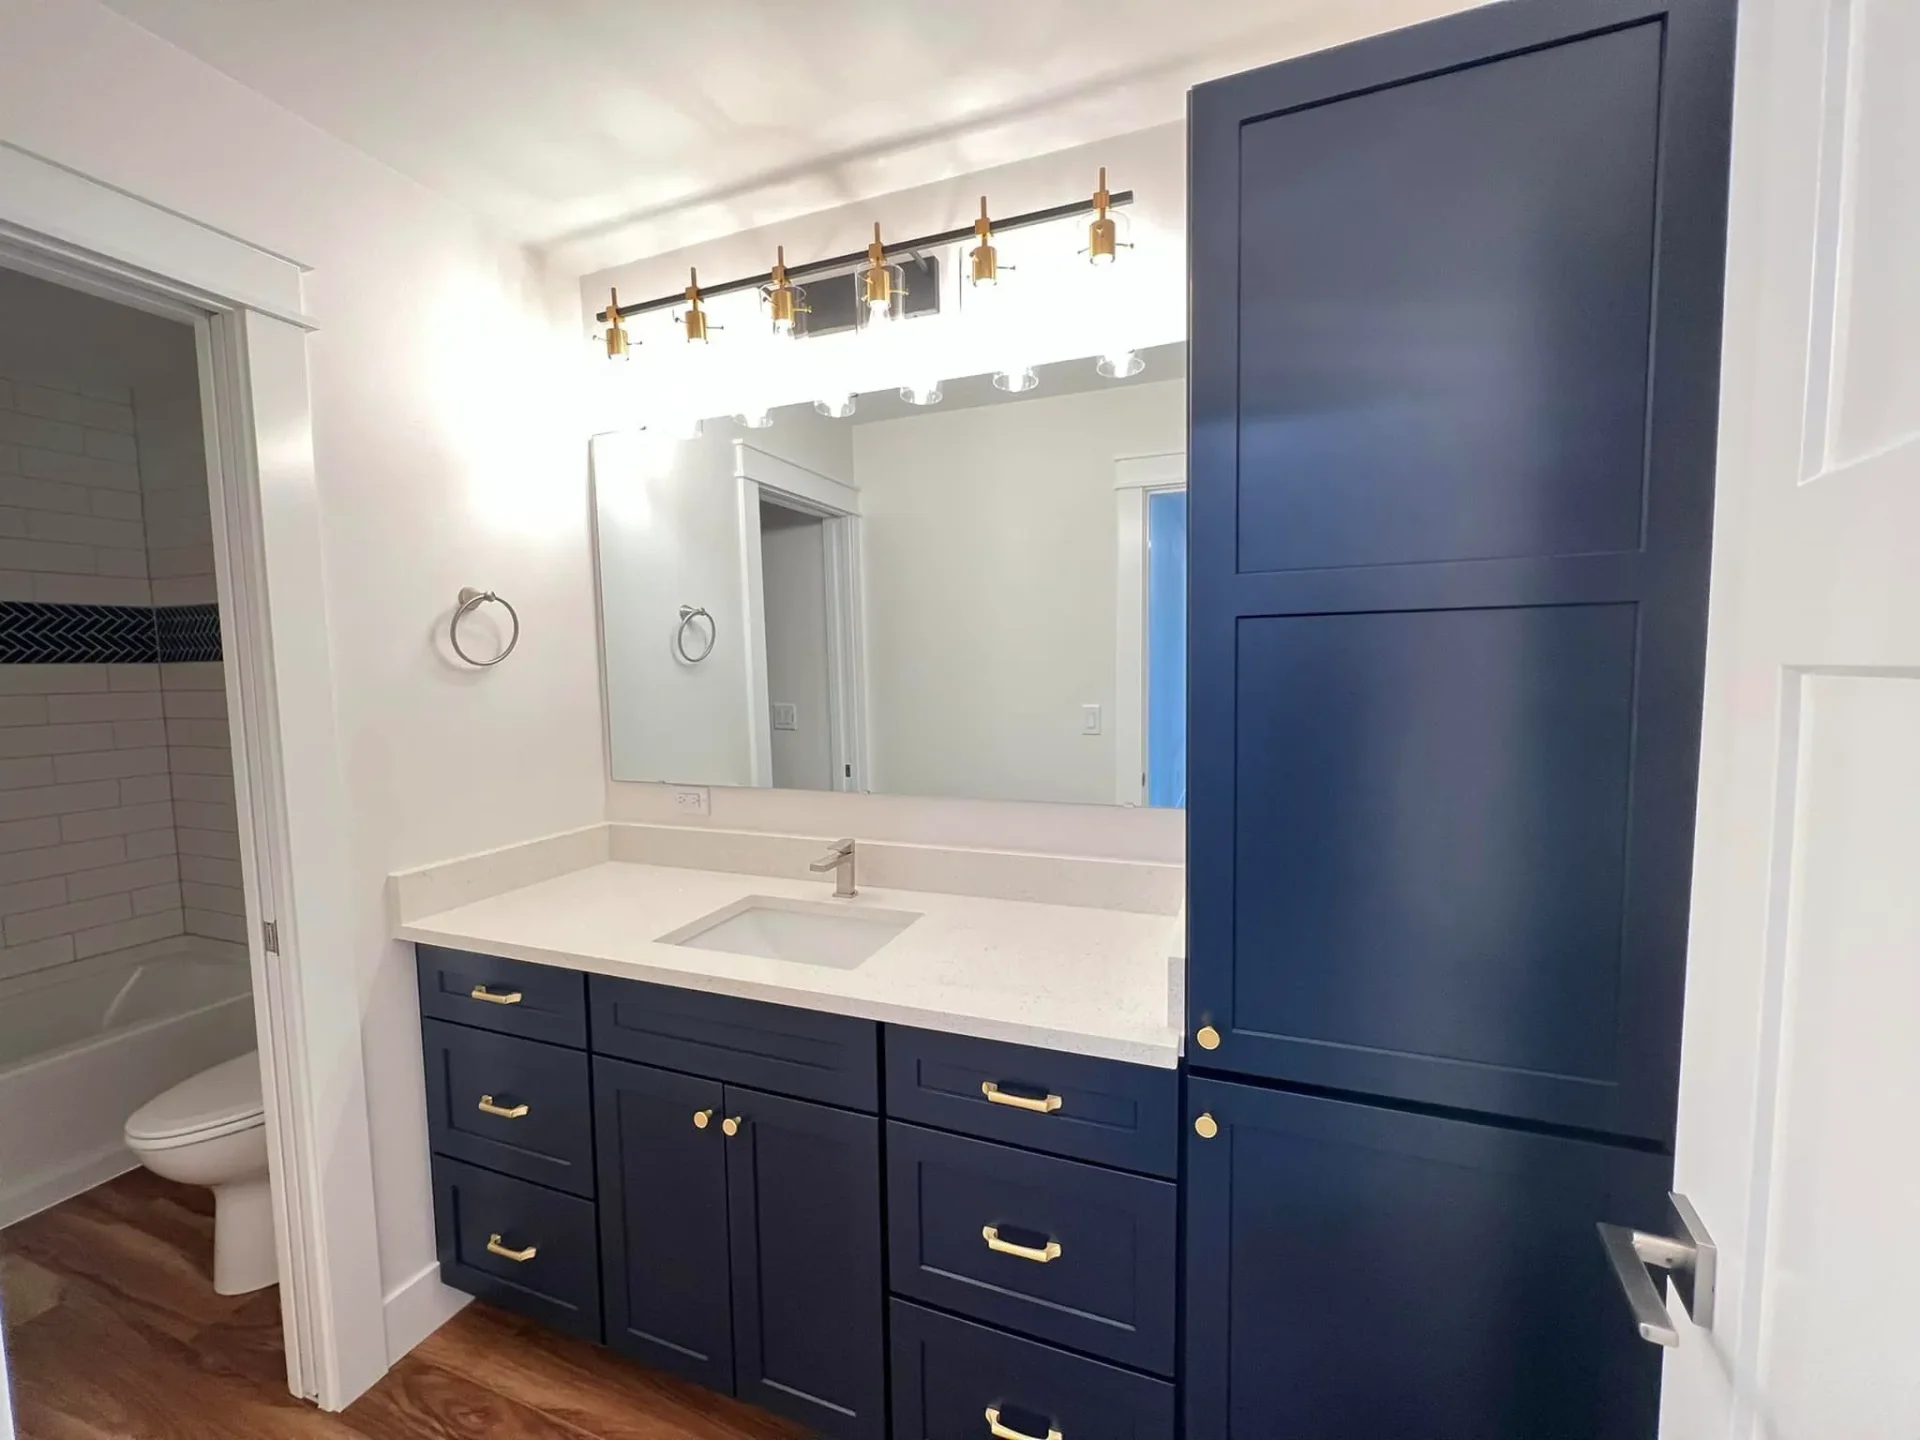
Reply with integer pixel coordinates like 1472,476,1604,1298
0,143,385,1408
734,442,870,793
1114,451,1187,806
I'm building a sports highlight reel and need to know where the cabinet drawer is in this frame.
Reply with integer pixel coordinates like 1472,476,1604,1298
887,1123,1178,1375
885,1027,1179,1176
416,945,586,1048
589,974,878,1111
891,1300,1175,1440
422,1020,594,1198
431,1157,600,1342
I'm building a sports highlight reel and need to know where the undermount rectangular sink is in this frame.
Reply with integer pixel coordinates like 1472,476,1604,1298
659,896,921,969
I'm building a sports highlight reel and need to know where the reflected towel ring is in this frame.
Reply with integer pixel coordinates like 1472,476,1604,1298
450,587,520,667
675,605,716,664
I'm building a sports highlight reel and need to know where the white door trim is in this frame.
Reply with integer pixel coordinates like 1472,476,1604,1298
0,148,384,1410
1114,452,1187,806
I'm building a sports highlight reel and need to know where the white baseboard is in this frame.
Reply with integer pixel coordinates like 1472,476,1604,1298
381,1260,469,1365
0,1144,136,1232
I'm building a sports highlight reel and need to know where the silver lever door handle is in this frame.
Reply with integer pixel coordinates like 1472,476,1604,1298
1597,1192,1716,1347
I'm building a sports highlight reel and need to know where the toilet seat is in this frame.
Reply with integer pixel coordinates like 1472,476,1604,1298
126,1052,265,1151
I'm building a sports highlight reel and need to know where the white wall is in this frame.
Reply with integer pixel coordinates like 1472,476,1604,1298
0,0,606,1330
759,504,831,791
854,379,1183,804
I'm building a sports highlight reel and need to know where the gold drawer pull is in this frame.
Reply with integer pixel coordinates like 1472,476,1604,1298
986,1407,1061,1440
982,1225,1061,1264
485,1233,537,1263
469,985,523,1006
476,1095,528,1120
981,1081,1062,1114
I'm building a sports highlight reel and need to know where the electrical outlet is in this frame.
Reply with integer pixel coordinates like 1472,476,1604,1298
771,702,798,732
1082,703,1103,736
670,785,710,817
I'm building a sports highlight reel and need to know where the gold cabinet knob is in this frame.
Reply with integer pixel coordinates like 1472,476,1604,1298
1195,1024,1222,1050
721,1116,743,1137
693,1109,713,1130
1194,1112,1220,1140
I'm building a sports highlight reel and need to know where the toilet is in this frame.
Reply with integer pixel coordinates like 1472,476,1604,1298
124,1051,275,1295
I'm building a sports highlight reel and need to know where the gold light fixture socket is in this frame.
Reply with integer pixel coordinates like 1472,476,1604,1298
765,245,808,335
603,287,630,360
683,267,711,343
1088,166,1122,265
970,196,999,286
863,223,896,311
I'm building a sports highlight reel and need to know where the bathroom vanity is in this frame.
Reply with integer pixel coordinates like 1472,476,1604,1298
398,842,1183,1440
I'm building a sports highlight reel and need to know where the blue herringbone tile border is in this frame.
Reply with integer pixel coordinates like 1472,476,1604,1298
0,602,221,665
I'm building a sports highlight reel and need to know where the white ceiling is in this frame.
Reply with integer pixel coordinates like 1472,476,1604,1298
97,0,1476,263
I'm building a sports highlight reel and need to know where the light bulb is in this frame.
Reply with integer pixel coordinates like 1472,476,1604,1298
993,367,1038,393
865,297,895,329
815,395,857,419
900,381,944,406
1097,350,1144,379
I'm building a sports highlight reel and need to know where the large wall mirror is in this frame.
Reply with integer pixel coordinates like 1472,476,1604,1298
593,339,1186,808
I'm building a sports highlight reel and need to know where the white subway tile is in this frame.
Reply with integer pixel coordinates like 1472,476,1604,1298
180,878,246,916
51,747,170,783
0,817,62,854
184,910,247,946
0,697,50,727
169,773,234,806
118,774,172,806
0,508,26,538
161,690,227,720
126,828,179,860
0,877,65,917
112,719,168,749
31,575,153,606
0,538,96,576
0,413,84,454
0,724,117,757
0,779,122,821
0,935,76,980
0,667,111,697
177,853,241,886
148,543,215,580
165,717,228,749
167,746,232,776
0,440,16,472
58,801,175,842
24,510,144,550
173,799,236,832
77,383,131,406
95,548,149,579
160,663,226,693
18,449,140,491
5,892,132,945
0,574,32,601
12,386,133,433
0,474,93,516
82,431,137,464
90,489,143,523
106,665,162,693
176,827,240,861
0,837,125,883
45,692,163,725
151,576,219,606
0,757,55,790
65,854,178,901
143,510,212,549
72,910,182,959
132,882,183,916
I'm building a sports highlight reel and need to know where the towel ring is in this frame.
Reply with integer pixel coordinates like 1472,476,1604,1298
450,587,520,667
675,605,716,664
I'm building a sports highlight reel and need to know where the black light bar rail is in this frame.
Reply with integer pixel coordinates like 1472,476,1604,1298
595,188,1136,322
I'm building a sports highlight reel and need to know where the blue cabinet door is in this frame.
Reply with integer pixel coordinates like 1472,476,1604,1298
1187,0,1735,1139
1186,1077,1670,1439
724,1085,885,1440
592,1057,734,1394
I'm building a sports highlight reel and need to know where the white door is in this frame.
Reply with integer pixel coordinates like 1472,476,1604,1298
1657,0,1920,1434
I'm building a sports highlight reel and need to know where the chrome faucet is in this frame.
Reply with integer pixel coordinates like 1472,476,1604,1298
809,838,857,898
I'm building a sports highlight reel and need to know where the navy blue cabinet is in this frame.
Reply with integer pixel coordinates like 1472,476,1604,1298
726,1086,886,1440
593,1057,733,1392
1188,0,1734,1142
1186,1077,1672,1439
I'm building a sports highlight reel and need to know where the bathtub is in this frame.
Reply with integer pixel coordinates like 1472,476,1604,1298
0,937,255,1229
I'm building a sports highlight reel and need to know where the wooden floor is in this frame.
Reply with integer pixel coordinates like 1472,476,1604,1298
1,1170,807,1439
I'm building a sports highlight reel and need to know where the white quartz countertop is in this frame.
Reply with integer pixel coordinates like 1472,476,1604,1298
395,860,1185,1068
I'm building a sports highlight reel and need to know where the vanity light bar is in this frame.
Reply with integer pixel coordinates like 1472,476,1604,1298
593,187,1136,325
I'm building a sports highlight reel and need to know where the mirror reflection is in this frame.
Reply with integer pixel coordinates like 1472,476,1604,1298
594,341,1186,808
